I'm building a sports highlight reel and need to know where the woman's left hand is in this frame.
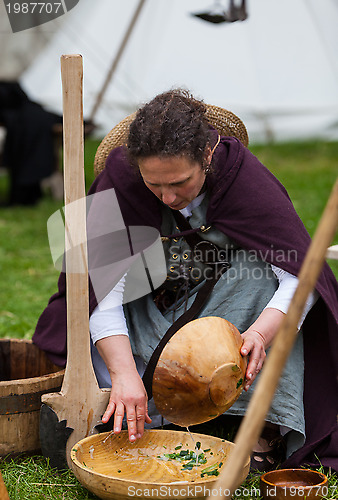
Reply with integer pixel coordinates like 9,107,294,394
240,308,286,390
240,329,266,390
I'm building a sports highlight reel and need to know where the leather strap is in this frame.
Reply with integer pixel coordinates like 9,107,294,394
142,210,230,400
170,209,205,248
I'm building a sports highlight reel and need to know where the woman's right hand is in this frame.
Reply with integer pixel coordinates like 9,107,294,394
95,335,151,442
102,368,152,442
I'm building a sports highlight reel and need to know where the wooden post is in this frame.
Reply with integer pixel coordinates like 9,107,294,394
207,179,338,500
41,55,109,468
0,471,10,500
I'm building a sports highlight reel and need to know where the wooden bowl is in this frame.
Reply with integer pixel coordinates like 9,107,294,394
71,429,250,500
260,469,328,500
152,317,247,426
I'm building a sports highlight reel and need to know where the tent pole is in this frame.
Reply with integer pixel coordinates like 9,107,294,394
89,0,147,122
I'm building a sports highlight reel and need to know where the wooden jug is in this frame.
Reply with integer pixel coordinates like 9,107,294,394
152,316,247,427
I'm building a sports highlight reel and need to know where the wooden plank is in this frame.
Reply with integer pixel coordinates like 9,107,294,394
41,55,109,468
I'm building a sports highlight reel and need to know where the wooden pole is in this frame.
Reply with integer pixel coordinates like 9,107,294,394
89,0,147,122
0,471,10,500
207,179,338,500
41,55,109,468
61,55,90,390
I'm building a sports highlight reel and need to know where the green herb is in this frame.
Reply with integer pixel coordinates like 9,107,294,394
203,449,211,452
117,470,121,473
196,441,201,450
182,461,195,470
201,463,218,474
175,445,182,450
201,463,221,477
157,447,210,471
201,469,220,477
236,378,243,389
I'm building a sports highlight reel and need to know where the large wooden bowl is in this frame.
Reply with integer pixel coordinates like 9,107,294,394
71,429,250,500
152,317,247,426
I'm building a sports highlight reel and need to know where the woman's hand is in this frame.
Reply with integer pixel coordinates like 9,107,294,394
102,368,151,442
96,335,151,442
240,308,286,390
241,329,266,390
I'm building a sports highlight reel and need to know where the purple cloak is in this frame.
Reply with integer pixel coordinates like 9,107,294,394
33,136,338,471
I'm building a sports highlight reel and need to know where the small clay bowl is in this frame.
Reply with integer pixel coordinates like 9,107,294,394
260,469,328,500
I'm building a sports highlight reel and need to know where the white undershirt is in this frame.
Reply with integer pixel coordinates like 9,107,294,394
89,195,318,344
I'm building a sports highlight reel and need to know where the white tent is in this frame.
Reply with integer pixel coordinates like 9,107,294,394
20,0,338,143
0,1,64,80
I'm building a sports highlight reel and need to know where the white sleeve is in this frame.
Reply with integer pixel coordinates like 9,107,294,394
264,265,319,330
89,274,129,344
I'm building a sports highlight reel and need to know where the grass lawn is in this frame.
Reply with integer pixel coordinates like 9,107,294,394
1,453,337,500
0,139,337,498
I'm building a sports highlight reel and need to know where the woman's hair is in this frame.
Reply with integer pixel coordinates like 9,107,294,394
127,89,211,168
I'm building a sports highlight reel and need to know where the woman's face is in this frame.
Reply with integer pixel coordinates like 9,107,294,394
138,156,207,210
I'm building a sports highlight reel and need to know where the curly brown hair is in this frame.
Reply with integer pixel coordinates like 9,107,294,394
127,89,212,168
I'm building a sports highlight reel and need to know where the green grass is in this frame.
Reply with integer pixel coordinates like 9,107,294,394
0,455,99,499
0,199,62,338
0,139,337,498
1,451,337,499
250,141,338,238
0,139,100,340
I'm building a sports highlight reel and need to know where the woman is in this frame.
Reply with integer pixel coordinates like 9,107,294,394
33,89,338,472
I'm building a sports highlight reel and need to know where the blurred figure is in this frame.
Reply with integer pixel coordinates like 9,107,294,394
0,81,62,205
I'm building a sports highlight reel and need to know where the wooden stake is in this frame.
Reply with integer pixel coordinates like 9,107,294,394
41,55,109,468
207,179,338,500
0,471,9,500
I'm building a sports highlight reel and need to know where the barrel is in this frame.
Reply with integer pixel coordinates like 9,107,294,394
0,338,64,457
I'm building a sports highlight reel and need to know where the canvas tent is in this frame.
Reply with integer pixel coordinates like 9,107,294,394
20,0,338,143
0,1,64,80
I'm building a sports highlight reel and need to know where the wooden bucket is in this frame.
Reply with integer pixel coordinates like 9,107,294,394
0,338,64,457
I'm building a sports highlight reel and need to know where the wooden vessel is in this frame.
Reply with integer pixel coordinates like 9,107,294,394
71,429,250,500
260,469,328,500
152,317,247,427
0,338,64,456
0,471,9,500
